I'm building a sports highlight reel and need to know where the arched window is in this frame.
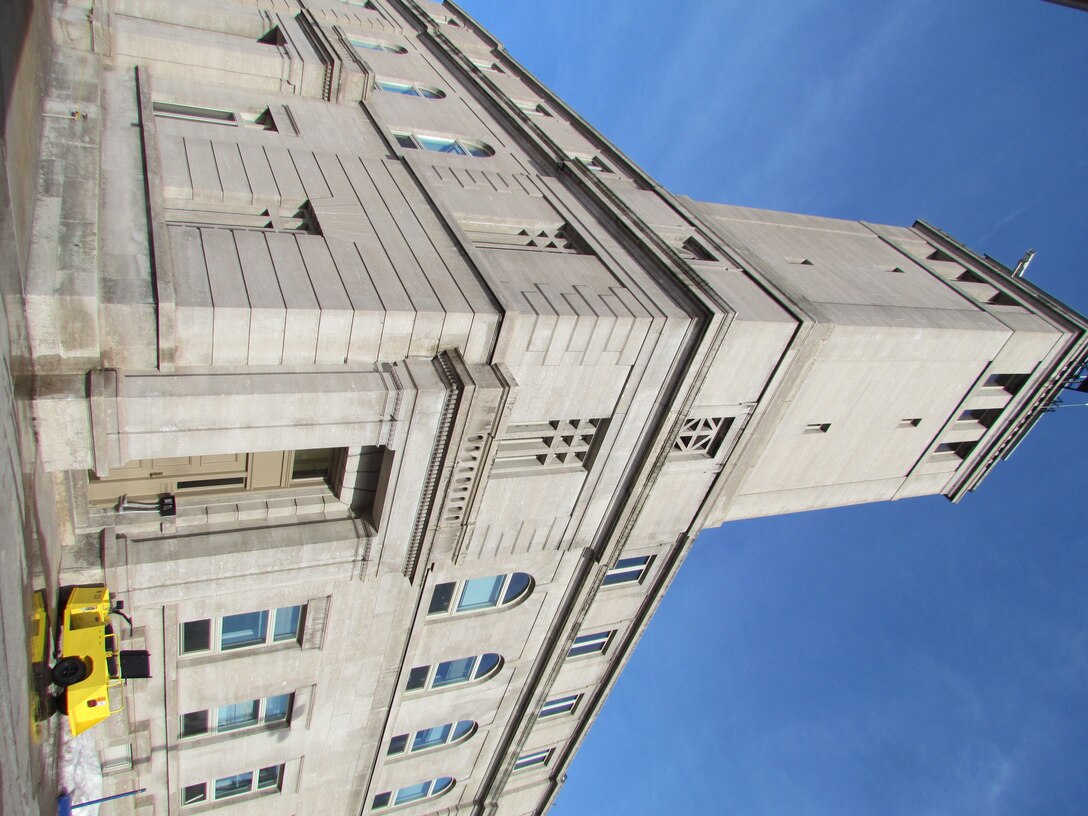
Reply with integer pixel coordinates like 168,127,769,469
350,38,407,54
427,573,533,616
375,80,445,99
387,720,476,756
371,777,454,811
405,653,502,692
393,132,493,157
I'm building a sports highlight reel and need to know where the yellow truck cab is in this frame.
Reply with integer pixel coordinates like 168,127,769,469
52,585,150,735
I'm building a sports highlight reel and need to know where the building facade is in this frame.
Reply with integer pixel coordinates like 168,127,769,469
21,1,1088,815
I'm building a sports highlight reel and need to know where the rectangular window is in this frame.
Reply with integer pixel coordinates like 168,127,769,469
181,618,211,653
568,630,613,659
214,772,253,800
804,422,831,434
514,748,553,771
603,555,653,587
152,101,236,125
217,700,259,731
180,605,304,656
180,694,294,738
183,765,283,807
539,694,580,719
221,611,268,650
457,576,505,611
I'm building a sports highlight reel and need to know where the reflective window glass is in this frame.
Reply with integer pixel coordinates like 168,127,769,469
217,700,259,731
272,605,302,642
220,610,268,650
265,694,291,722
457,576,504,611
214,771,253,799
413,723,452,751
432,656,475,687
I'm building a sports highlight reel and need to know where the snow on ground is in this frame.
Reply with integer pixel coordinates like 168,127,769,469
58,716,102,815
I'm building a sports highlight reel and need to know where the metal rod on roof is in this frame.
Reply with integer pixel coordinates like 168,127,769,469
1012,249,1036,278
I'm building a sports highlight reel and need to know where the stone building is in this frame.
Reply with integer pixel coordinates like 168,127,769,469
19,0,1088,815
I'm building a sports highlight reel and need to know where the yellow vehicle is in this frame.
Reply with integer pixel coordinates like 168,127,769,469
52,585,150,736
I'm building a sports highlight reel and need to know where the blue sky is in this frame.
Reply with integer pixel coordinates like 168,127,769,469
457,1,1088,813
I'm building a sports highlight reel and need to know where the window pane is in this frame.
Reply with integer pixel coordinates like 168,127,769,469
257,765,281,789
406,665,430,691
456,576,503,612
181,619,211,653
502,572,532,604
464,142,492,158
387,734,409,755
433,777,454,795
428,582,455,614
540,694,578,718
217,700,259,731
514,749,550,770
291,448,332,480
264,694,291,722
220,610,268,649
451,720,475,741
569,632,609,657
615,556,649,570
180,710,209,737
377,80,416,96
412,723,452,751
432,656,474,687
153,102,236,124
474,652,500,678
272,605,302,642
395,133,417,149
418,87,443,99
418,135,466,155
182,783,207,805
394,782,430,804
214,772,253,799
372,792,392,809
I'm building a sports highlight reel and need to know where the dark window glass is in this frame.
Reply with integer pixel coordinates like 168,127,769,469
387,734,409,755
180,710,209,737
406,665,430,691
502,572,532,603
257,765,281,789
427,582,455,614
475,652,501,677
182,783,207,805
181,619,211,653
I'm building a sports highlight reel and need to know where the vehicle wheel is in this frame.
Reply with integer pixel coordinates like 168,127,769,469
52,657,88,687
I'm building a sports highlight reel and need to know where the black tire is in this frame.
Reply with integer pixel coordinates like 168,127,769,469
53,691,68,715
52,657,89,687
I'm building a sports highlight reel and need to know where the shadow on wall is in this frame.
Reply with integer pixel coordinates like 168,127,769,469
0,0,53,305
